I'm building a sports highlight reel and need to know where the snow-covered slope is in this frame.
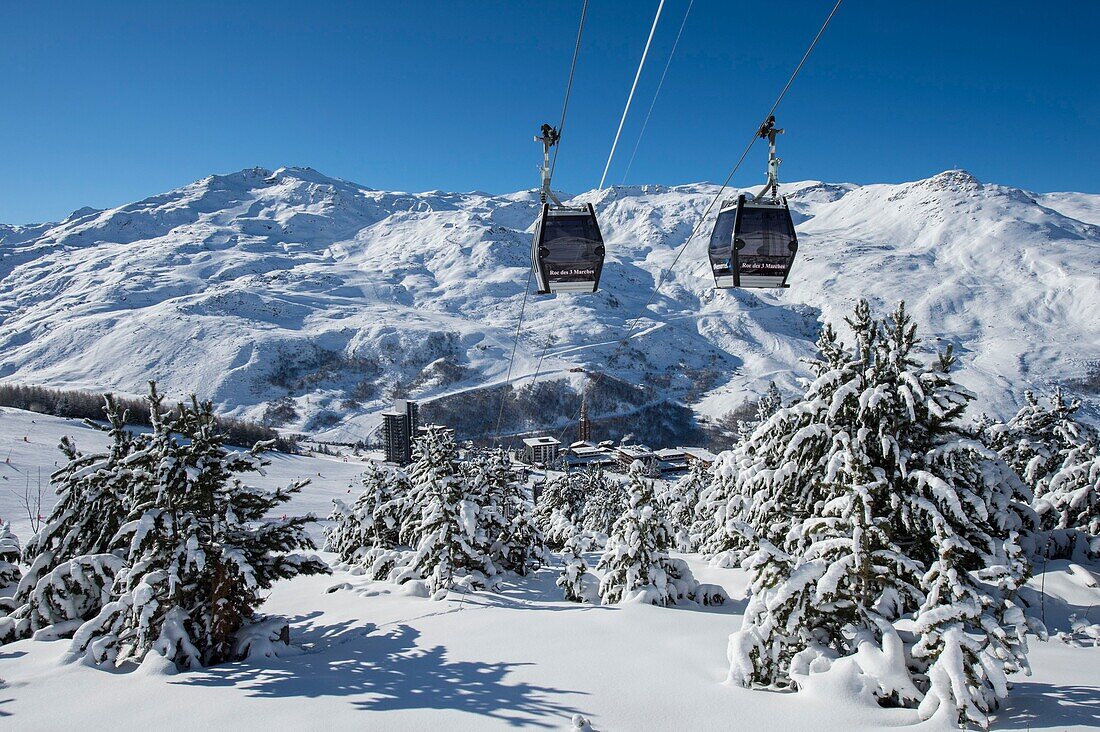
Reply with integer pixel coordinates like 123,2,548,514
2,407,1099,731
1,167,1097,442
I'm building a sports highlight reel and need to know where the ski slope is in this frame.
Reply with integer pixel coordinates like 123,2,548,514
1,168,1097,444
1,407,1099,730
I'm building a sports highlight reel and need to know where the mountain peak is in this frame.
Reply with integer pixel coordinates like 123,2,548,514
921,169,982,191
267,166,371,190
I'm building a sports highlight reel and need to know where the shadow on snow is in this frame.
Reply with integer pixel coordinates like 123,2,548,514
995,682,1100,730
179,615,589,728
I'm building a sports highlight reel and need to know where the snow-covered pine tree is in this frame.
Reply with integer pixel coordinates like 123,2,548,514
325,462,405,563
981,388,1100,556
1,395,142,642
1039,442,1100,552
698,328,853,567
72,384,328,670
0,522,21,590
663,459,709,551
558,530,595,603
479,449,545,575
597,463,680,605
982,388,1092,494
911,449,1033,729
462,449,510,566
405,426,494,598
727,301,1034,727
689,452,744,559
730,303,924,689
534,470,588,549
580,466,626,539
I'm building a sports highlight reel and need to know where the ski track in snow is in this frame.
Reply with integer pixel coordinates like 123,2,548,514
0,168,1097,443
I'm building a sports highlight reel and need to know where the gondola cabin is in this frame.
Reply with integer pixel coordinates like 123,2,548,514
531,203,606,294
708,194,798,289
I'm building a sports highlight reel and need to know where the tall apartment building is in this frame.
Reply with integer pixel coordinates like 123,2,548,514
381,399,419,465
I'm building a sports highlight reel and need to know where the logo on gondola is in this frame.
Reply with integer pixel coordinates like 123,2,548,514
549,268,597,276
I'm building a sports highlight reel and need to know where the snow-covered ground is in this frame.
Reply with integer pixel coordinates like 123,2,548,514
2,168,1097,444
2,407,1099,730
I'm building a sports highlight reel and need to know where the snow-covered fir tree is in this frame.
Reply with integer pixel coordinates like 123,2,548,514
72,384,328,670
476,449,545,575
0,522,21,591
597,463,681,606
1,395,142,642
558,530,596,603
981,388,1093,494
691,383,789,562
726,301,1034,729
534,470,589,549
1038,443,1100,550
662,459,709,551
689,452,747,560
405,426,495,598
981,389,1099,556
911,448,1033,728
579,466,626,539
325,462,405,563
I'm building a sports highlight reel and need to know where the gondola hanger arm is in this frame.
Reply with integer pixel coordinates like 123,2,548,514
757,115,785,201
536,124,564,206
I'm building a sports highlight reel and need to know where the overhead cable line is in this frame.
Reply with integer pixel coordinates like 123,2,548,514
597,0,666,190
556,0,844,444
621,0,694,185
550,0,590,183
493,0,590,447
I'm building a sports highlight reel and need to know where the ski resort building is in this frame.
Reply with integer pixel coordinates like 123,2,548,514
681,447,718,467
381,399,419,465
522,436,561,466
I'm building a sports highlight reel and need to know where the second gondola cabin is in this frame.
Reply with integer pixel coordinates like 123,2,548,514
531,203,606,294
708,194,798,289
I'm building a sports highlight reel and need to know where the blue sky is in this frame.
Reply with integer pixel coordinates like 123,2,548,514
1,1,1097,223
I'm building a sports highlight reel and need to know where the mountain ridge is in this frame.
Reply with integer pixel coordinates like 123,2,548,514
1,166,1097,445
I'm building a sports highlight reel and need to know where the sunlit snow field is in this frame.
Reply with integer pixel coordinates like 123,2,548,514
2,408,1098,730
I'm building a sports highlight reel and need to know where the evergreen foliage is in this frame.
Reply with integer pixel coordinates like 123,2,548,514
475,450,546,576
72,384,328,670
325,462,405,563
534,471,588,550
324,435,546,597
1,396,140,642
558,530,596,603
0,522,22,591
597,463,681,606
981,389,1100,556
405,427,494,597
0,555,125,643
662,459,709,551
725,301,1034,729
534,466,625,550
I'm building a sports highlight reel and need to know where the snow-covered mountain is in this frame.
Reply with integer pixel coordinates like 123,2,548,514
1,166,1097,444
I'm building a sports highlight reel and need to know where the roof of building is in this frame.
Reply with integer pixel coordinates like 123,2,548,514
615,444,655,458
522,436,561,447
680,447,719,462
655,448,687,460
